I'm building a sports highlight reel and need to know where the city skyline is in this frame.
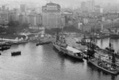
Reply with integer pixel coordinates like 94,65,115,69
0,0,119,9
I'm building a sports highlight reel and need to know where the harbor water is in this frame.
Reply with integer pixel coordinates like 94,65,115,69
0,40,119,80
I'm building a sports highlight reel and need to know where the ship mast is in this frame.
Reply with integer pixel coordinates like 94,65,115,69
109,38,116,67
56,31,59,42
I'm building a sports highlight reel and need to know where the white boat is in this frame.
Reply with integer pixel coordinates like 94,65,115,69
66,46,83,60
11,51,21,56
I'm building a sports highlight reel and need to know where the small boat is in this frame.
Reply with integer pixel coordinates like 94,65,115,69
11,51,21,56
36,41,51,46
0,46,10,51
88,58,119,75
0,43,11,51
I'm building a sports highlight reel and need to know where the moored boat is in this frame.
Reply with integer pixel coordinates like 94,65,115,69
65,46,84,60
53,31,67,53
88,58,119,75
53,42,60,51
11,51,21,56
53,29,83,61
53,42,67,53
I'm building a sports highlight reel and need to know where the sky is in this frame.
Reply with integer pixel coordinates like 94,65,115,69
0,0,119,8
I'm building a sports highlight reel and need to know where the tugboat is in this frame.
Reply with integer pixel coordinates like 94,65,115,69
0,42,11,51
87,37,119,75
11,51,21,56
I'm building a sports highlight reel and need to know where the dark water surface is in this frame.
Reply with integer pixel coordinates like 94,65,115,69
0,42,119,80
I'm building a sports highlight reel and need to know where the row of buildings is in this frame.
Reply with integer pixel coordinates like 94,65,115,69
0,3,66,29
0,1,119,32
80,0,103,13
0,5,42,27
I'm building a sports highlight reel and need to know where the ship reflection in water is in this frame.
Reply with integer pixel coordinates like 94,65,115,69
0,41,119,80
97,38,119,52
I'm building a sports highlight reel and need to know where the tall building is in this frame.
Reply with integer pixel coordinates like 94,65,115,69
42,2,61,29
87,0,95,12
28,11,42,27
81,1,87,12
36,14,42,26
61,11,73,26
81,0,95,12
20,4,26,13
18,13,28,24
0,5,9,25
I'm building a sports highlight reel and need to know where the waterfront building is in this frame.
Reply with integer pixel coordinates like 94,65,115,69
20,4,26,13
80,1,87,12
8,8,19,21
60,15,65,28
28,10,42,27
42,2,61,29
61,11,73,27
81,0,95,13
28,11,37,26
0,5,9,25
78,22,83,29
36,14,42,26
94,5,101,13
18,13,28,24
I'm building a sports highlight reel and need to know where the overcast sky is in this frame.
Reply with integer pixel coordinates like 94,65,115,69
0,0,118,8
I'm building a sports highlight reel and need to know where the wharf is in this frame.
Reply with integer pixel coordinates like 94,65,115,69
66,36,87,50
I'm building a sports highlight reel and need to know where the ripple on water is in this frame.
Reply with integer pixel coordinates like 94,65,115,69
0,69,38,80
